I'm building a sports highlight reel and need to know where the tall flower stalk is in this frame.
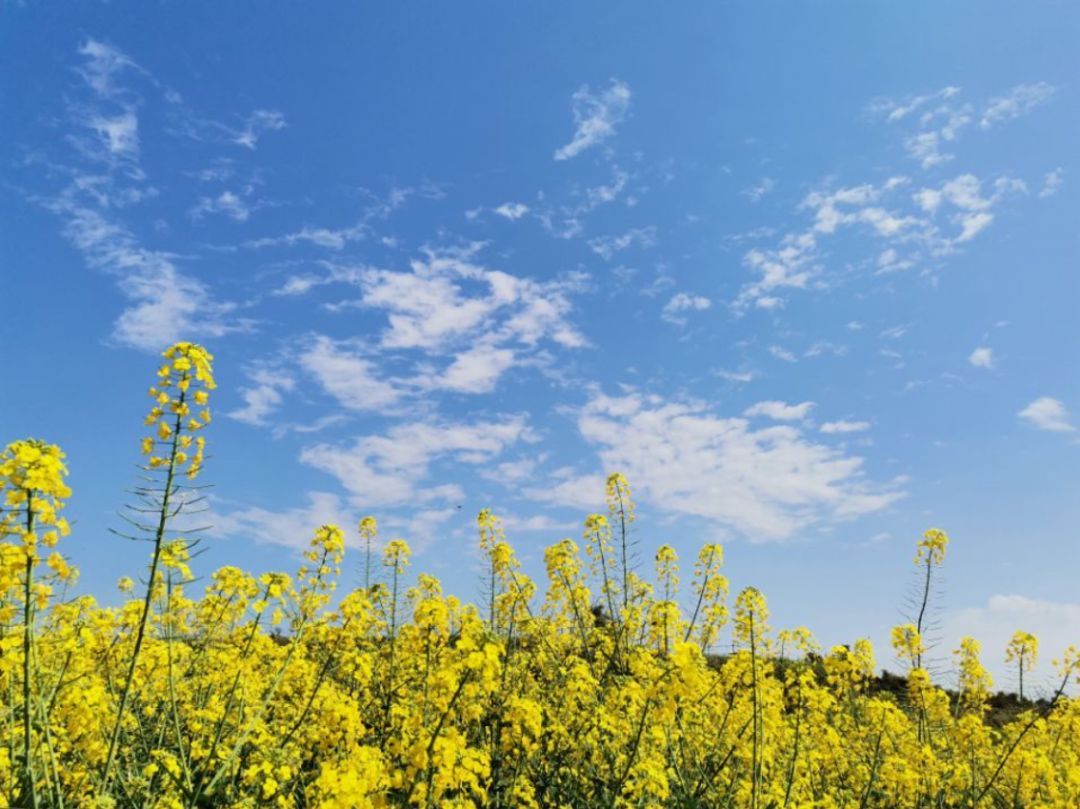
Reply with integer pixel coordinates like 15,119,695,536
102,342,215,788
0,440,71,808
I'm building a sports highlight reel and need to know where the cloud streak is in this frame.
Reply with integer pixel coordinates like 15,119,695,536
554,79,631,161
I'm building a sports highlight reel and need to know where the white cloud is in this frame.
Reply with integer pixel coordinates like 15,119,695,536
298,336,403,412
869,87,974,168
907,107,970,168
980,82,1055,129
914,188,943,214
804,341,847,359
1018,397,1075,433
819,420,871,434
744,400,815,421
554,79,631,161
529,471,608,512
804,184,919,237
584,168,630,208
737,177,920,307
272,246,586,403
866,86,960,124
245,221,370,250
228,369,296,426
738,232,816,306
956,212,994,242
300,416,530,508
914,174,1026,247
737,168,1025,308
435,343,517,394
357,244,585,353
939,174,993,210
273,263,365,296
501,513,578,533
1039,168,1064,199
769,346,798,363
481,457,541,485
662,292,711,325
538,393,903,541
493,202,530,220
213,491,358,552
876,248,914,274
945,594,1080,688
968,347,994,369
214,491,461,554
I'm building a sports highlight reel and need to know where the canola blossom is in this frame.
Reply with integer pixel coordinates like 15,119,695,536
1,344,1079,808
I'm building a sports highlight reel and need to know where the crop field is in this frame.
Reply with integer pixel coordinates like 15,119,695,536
2,343,1077,808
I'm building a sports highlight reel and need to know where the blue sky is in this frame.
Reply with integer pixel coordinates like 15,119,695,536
2,2,1078,685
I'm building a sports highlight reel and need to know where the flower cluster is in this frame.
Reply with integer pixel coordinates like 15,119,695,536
0,440,71,550
142,342,215,478
1,346,1079,808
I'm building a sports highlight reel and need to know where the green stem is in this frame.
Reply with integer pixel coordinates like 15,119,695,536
103,391,185,787
21,491,38,809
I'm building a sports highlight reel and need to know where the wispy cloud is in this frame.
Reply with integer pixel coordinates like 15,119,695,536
190,189,254,222
737,167,1026,309
228,368,296,425
661,292,711,325
45,191,244,351
554,79,631,161
743,177,775,202
166,95,286,152
870,83,1055,169
240,185,431,250
1039,168,1064,199
744,400,815,421
69,40,147,170
38,41,246,351
715,369,757,384
868,86,971,168
980,82,1055,129
493,202,530,220
77,38,144,98
588,226,656,260
819,420,871,434
769,345,798,363
233,109,286,148
84,110,140,162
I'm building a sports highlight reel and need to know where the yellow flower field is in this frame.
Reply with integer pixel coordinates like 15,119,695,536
2,342,1078,808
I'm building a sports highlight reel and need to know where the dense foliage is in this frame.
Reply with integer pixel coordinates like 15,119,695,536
1,343,1078,808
